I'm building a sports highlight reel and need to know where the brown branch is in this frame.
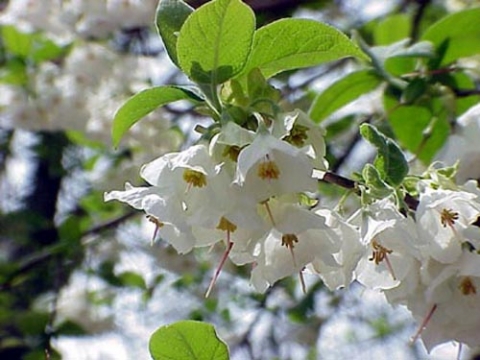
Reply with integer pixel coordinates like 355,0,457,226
82,210,138,237
410,0,433,43
452,88,480,98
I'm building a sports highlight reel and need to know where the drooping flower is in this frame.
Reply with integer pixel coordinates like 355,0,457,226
249,199,340,292
408,251,480,352
354,198,422,290
416,187,480,263
234,132,317,203
309,209,362,290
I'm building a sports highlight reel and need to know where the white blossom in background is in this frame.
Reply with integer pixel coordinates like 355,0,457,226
435,103,480,182
0,0,158,40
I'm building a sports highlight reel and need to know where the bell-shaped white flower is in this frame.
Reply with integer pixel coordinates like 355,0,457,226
275,110,328,170
417,187,480,263
234,132,317,203
355,198,422,290
104,183,196,253
408,251,480,352
250,200,340,292
310,209,363,290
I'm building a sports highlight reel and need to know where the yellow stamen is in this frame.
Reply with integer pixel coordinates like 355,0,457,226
440,208,459,228
216,217,237,233
459,276,477,296
282,233,299,250
369,239,397,280
258,160,280,180
183,169,207,188
282,233,299,267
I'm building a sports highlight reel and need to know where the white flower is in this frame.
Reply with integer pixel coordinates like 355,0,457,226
309,209,362,290
355,198,422,290
408,252,480,352
275,110,328,170
104,183,195,253
416,187,480,263
250,200,340,292
104,145,226,253
234,132,317,202
435,103,480,182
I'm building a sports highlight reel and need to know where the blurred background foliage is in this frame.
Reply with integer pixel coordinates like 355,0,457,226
0,0,479,359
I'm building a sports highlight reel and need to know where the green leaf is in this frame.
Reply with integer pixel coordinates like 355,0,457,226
2,25,32,57
373,14,411,45
156,0,193,67
149,320,229,360
384,94,450,163
360,123,408,186
1,25,67,62
0,59,28,85
118,271,146,290
177,0,255,85
309,70,381,123
421,8,480,66
362,164,393,198
433,71,480,115
238,18,368,81
112,86,201,147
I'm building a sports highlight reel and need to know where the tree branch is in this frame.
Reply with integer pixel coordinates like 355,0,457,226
452,88,480,98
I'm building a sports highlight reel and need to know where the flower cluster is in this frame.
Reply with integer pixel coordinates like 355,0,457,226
105,111,344,294
358,182,480,351
106,107,480,352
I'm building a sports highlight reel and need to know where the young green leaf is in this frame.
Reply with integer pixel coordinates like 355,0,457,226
238,18,368,81
362,163,393,198
360,123,408,186
176,0,255,85
149,320,229,360
112,86,201,148
156,0,193,68
309,70,381,123
421,8,480,66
